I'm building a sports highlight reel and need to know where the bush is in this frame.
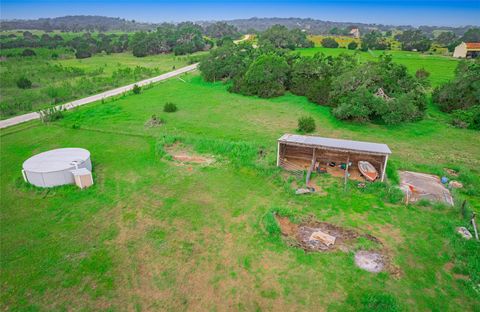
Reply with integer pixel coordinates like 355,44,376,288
39,106,64,123
321,37,339,48
347,41,358,50
163,102,178,112
297,116,316,133
415,68,430,80
451,105,480,130
75,49,92,59
132,84,141,94
21,49,36,57
16,77,32,89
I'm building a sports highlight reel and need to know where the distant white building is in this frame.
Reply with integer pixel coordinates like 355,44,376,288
453,42,480,58
349,28,360,39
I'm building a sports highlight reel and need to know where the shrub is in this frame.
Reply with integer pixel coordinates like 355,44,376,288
415,68,430,80
75,49,92,59
347,41,358,50
297,116,316,133
21,49,36,57
163,102,178,112
321,37,339,48
16,77,32,89
132,84,141,94
39,106,64,123
451,105,480,130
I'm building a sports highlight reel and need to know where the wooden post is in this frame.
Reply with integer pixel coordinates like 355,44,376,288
381,155,388,182
472,213,479,241
344,154,350,191
276,142,280,167
306,148,316,185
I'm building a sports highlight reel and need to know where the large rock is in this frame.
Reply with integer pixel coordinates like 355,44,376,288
309,230,336,246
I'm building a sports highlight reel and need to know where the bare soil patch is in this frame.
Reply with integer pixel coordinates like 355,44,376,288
275,214,378,252
275,214,399,274
165,144,214,165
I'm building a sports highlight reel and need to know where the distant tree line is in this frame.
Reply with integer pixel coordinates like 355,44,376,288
130,22,210,57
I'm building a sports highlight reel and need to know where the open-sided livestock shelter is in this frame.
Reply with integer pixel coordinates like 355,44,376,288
22,148,92,188
277,134,391,182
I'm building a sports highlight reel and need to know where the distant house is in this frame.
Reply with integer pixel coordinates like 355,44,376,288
349,28,360,39
453,42,480,58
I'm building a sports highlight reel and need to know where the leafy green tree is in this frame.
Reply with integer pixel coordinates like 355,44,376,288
330,55,427,124
241,53,290,98
461,28,480,42
259,25,313,50
321,37,339,48
347,41,358,50
435,31,457,47
361,31,389,50
199,42,254,82
204,22,240,39
396,30,431,52
433,60,480,114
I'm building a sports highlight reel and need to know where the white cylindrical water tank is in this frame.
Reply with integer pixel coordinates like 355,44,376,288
22,148,92,188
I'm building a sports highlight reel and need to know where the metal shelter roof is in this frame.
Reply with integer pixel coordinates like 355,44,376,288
278,134,391,155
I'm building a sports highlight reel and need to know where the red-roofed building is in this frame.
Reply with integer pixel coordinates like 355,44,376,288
453,42,480,58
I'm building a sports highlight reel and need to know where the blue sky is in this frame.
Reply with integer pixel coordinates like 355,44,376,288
1,0,479,26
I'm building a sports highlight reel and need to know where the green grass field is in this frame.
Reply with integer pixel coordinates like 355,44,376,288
1,72,479,311
296,47,459,88
0,50,205,118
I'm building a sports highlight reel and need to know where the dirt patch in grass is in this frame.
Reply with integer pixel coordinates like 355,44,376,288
166,144,214,165
275,214,400,275
276,214,379,252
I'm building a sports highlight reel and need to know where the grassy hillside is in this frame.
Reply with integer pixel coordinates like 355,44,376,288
1,72,479,311
296,47,459,88
0,50,205,118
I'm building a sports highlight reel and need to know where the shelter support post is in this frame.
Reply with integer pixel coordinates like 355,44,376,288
381,155,388,182
306,148,316,185
276,142,280,167
344,154,350,191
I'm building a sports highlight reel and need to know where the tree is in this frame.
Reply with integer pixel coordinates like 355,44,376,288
396,30,431,52
347,41,358,50
321,37,339,48
241,53,290,98
435,31,457,47
433,60,480,114
330,55,427,124
204,22,240,39
361,31,389,51
199,42,254,82
259,25,313,50
461,28,480,42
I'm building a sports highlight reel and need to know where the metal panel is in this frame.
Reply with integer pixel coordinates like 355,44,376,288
278,134,391,155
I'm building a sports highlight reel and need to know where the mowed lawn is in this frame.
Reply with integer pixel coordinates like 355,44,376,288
296,47,459,88
1,72,479,311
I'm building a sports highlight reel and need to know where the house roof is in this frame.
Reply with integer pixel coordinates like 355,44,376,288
466,42,480,50
278,134,392,155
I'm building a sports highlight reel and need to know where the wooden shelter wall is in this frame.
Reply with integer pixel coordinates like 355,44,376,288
280,143,385,172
